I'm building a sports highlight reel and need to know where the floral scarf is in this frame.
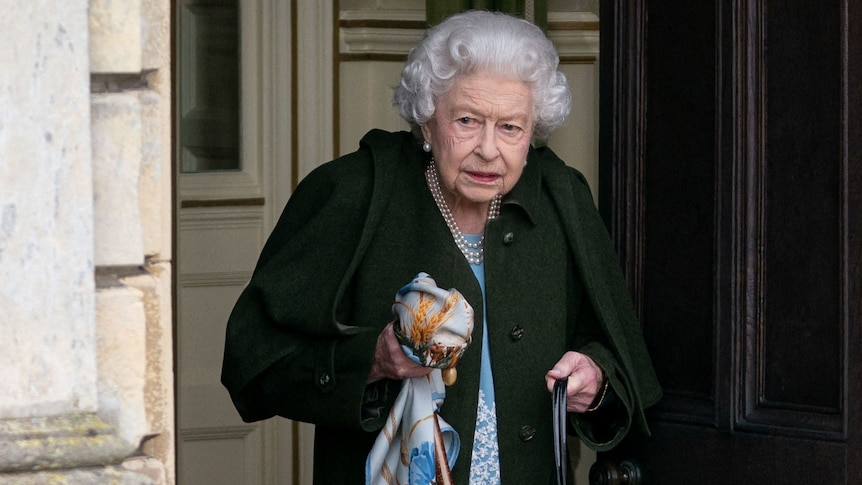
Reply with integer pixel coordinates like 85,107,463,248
366,273,474,485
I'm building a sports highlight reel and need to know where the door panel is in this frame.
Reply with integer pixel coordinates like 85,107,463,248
598,0,861,483
175,1,298,483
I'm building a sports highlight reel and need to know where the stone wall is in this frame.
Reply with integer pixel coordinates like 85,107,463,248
0,0,174,483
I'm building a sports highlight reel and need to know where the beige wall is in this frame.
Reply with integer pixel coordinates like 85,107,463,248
0,0,174,483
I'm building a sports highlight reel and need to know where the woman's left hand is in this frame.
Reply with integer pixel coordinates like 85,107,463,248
545,351,604,413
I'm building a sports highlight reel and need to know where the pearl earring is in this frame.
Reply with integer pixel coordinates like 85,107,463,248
422,141,432,153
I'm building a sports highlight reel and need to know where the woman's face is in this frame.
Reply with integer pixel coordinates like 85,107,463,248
421,72,533,209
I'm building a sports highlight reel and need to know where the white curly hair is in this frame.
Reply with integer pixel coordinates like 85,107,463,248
394,10,572,141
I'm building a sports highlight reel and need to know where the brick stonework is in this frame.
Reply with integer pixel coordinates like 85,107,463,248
0,0,174,483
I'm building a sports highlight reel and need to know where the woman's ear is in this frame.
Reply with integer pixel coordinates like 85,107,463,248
420,122,432,145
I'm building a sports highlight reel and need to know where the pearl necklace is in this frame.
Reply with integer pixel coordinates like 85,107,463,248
425,161,502,264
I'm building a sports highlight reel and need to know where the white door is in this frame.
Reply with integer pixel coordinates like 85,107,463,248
174,1,330,483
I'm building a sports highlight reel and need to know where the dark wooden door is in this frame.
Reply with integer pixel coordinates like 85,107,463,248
595,1,862,483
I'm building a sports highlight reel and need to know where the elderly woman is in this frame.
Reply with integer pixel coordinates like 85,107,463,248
222,10,660,484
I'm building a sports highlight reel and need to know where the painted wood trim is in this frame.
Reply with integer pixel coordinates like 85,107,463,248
338,9,600,61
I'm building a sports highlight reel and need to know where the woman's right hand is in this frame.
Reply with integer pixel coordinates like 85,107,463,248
367,322,434,383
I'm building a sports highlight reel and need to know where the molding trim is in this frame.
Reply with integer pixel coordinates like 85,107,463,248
180,197,265,208
180,271,253,288
180,425,257,442
295,0,335,180
177,204,264,224
338,9,599,62
340,27,423,58
597,0,647,304
0,413,135,473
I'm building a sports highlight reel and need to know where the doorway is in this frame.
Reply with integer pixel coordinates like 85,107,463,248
173,1,607,483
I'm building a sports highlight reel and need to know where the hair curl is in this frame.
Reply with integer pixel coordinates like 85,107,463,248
394,10,572,141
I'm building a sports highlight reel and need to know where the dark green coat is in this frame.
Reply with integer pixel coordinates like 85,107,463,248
221,129,661,484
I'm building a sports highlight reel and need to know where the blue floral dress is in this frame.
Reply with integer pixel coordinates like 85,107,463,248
466,234,502,484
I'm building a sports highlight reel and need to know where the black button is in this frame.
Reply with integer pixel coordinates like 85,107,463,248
503,232,515,243
519,425,536,441
318,373,331,387
509,325,524,341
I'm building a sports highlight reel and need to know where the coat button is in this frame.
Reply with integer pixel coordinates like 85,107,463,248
519,425,536,442
509,325,524,341
503,232,515,244
318,373,331,387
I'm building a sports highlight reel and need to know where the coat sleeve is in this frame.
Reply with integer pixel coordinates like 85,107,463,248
539,149,662,450
219,149,389,428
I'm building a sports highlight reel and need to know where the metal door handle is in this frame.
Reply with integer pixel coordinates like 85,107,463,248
589,459,642,485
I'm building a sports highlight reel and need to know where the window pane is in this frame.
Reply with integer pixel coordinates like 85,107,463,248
178,0,240,173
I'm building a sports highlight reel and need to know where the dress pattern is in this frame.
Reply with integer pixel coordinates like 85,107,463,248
465,239,501,484
469,388,501,483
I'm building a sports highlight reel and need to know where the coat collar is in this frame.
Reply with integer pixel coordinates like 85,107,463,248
361,129,545,227
497,145,544,226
